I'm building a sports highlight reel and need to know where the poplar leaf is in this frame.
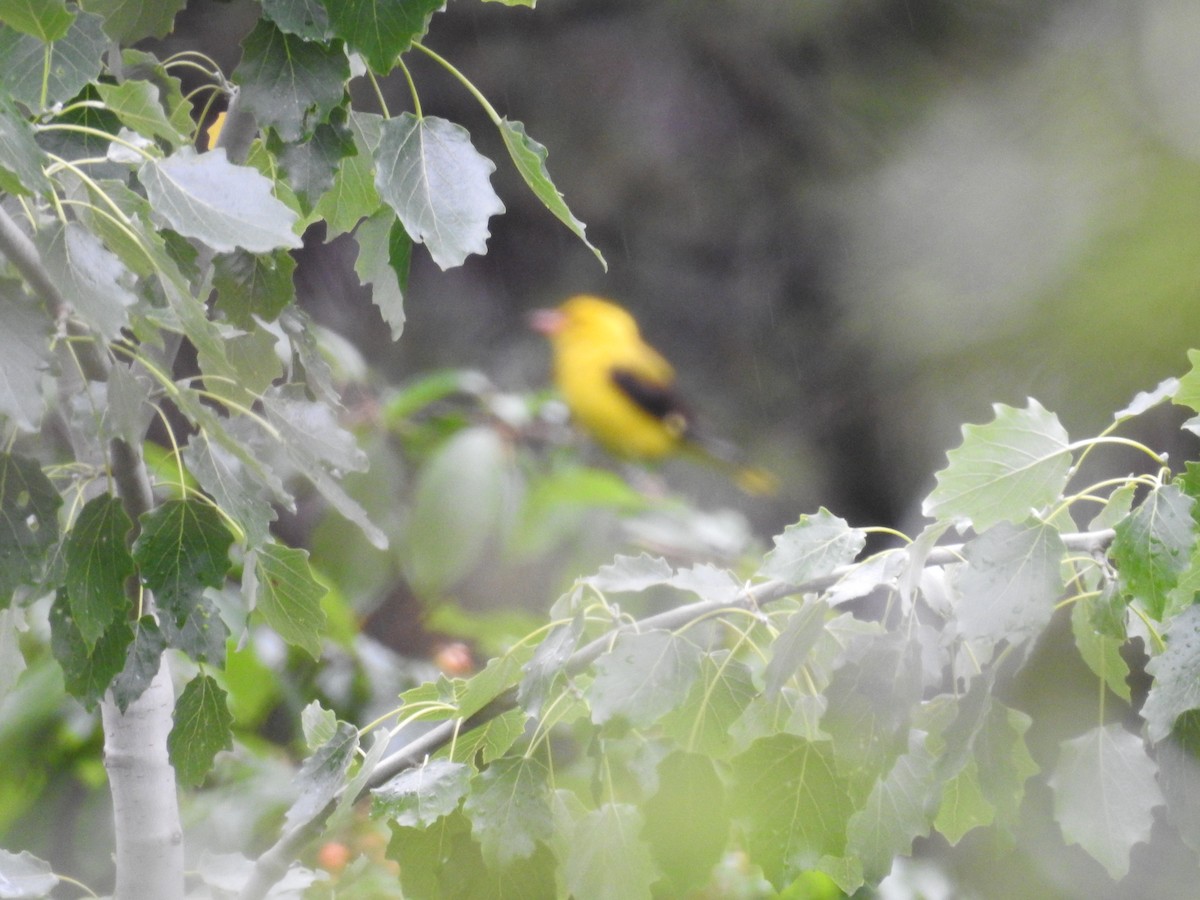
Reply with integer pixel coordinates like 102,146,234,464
96,80,183,143
0,452,61,602
1110,482,1195,620
132,499,234,629
64,495,134,649
757,508,865,584
464,756,552,866
1142,605,1200,741
283,721,358,831
38,221,137,341
325,0,443,73
0,11,106,108
352,209,408,339
0,286,50,432
170,674,233,788
588,630,702,728
372,759,471,827
0,0,74,41
0,99,49,196
560,803,654,900
0,848,58,898
78,0,185,42
251,543,327,659
49,592,131,711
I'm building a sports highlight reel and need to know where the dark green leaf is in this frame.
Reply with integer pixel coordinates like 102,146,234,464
498,118,605,269
519,613,583,717
314,111,382,237
661,652,757,757
1048,724,1164,879
765,598,828,697
0,848,59,898
283,721,358,831
1142,604,1200,742
374,113,505,270
463,755,552,866
138,149,303,254
641,751,728,894
372,759,471,827
0,11,106,109
352,208,407,339
0,99,49,196
169,673,233,788
64,495,134,649
78,0,185,42
49,591,132,711
0,283,50,432
110,616,167,713
0,452,61,602
212,249,296,328
954,521,1066,644
160,594,228,665
277,115,355,212
1111,482,1195,620
96,80,184,144
1070,594,1130,702
132,499,234,628
588,630,702,728
233,20,349,142
757,508,865,584
325,0,443,73
262,0,331,40
0,0,74,40
923,399,1071,529
730,734,855,889
38,221,137,341
251,542,327,659
559,802,654,900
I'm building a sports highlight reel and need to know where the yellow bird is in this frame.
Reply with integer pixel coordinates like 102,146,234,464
530,295,775,494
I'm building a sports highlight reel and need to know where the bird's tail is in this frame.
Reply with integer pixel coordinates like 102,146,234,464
683,440,778,496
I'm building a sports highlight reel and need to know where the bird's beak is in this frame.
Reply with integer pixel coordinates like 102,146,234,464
528,308,565,335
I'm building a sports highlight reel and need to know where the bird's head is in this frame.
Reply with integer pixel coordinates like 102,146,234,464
529,295,642,348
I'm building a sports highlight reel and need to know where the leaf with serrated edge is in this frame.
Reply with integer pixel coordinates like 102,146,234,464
1048,724,1164,879
283,721,357,831
463,756,552,866
0,285,50,431
132,499,233,627
586,553,673,593
923,399,1071,529
96,80,183,143
1142,605,1200,741
588,630,702,728
352,209,406,339
1111,482,1195,620
0,452,61,601
64,495,134,649
325,0,442,73
252,543,326,659
0,848,59,898
49,592,131,711
78,0,185,42
170,674,233,788
757,508,865,584
110,617,167,713
372,759,470,827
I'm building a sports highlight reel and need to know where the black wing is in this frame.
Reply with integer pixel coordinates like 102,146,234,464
611,367,693,438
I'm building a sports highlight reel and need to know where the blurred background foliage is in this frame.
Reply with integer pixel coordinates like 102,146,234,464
6,0,1200,896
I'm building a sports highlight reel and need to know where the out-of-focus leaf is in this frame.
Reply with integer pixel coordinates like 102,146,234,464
661,652,757,758
0,452,61,603
283,721,358,831
372,759,470,827
234,19,349,142
764,598,828,697
38,220,137,341
1111,482,1195,620
1048,724,1164,879
0,848,59,899
250,543,326,659
1173,348,1200,414
923,399,1071,529
559,802,654,900
463,755,552,866
138,148,303,254
0,11,106,108
1070,596,1130,702
1157,711,1200,856
0,284,50,432
757,508,865,584
64,495,134,649
0,100,49,196
352,208,407,339
326,0,443,73
586,553,673,593
169,674,233,788
587,630,702,728
78,0,185,42
934,759,994,845
1142,604,1200,742
641,751,728,894
519,613,583,717
374,113,504,270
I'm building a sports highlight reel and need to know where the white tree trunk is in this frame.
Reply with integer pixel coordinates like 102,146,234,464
101,661,184,900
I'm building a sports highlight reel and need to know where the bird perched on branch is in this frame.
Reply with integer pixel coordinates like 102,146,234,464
530,294,775,494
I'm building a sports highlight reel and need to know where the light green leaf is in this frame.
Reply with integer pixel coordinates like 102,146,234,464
934,759,995,845
976,703,1038,832
764,598,828,697
233,19,349,142
757,508,865,584
78,0,185,42
64,495,134,650
954,521,1065,645
182,433,276,548
588,630,703,728
560,803,654,900
498,118,604,269
1142,605,1200,742
352,208,407,339
1070,595,1130,702
1173,348,1200,414
169,673,233,788
1048,724,1164,879
642,752,729,895
923,399,1071,529
250,543,326,659
661,652,757,757
0,11,106,109
325,0,443,73
0,0,73,41
38,221,137,341
0,284,50,432
0,99,49,196
96,80,184,144
0,848,59,898
463,755,552,866
132,499,234,629
0,452,61,602
374,113,505,270
314,111,382,237
138,148,303,254
283,721,358,831
1110,482,1195,620
519,614,583,717
586,553,673,593
372,759,471,827
300,700,336,749
439,707,527,765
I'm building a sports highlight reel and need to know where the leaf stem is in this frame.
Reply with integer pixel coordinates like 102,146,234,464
411,41,501,125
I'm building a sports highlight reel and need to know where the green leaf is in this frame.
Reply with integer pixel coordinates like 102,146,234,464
1070,595,1130,702
64,495,134,650
0,11,106,109
586,553,673,593
372,759,471,827
588,630,703,728
0,0,73,41
37,221,137,341
439,707,528,766
78,0,185,42
730,734,855,888
283,721,358,831
212,249,296,328
403,426,515,595
0,452,61,602
160,594,228,665
1142,605,1200,742
374,113,505,270
251,542,327,659
661,652,757,758
49,591,132,711
559,802,654,900
463,755,552,866
519,614,583,717
1048,723,1164,879
352,208,407,339
923,399,1071,529
0,848,59,898
132,499,234,629
764,598,828,697
1173,348,1200,414
301,700,337,749
277,115,355,212
233,19,349,142
954,521,1066,645
846,734,938,880
314,111,382,237
110,616,167,713
262,0,331,40
169,673,234,788
325,0,443,73
0,99,50,196
498,118,605,269
934,759,994,845
0,283,50,432
1111,482,1195,620
757,508,865,584
95,80,184,144
181,433,277,548
975,703,1038,833
641,752,729,894
1157,712,1200,855
138,148,303,254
